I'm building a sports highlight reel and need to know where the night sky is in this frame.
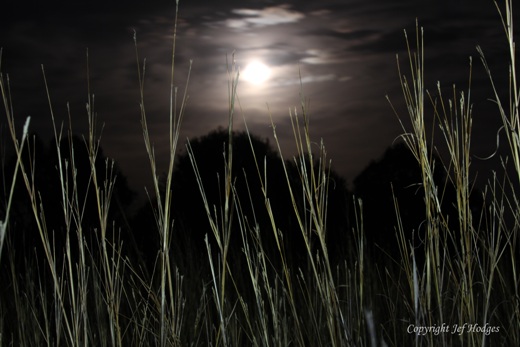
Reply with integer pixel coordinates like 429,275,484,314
0,0,513,201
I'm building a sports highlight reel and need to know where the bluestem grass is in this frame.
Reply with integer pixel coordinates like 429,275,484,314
135,0,189,345
387,1,519,345
0,0,519,346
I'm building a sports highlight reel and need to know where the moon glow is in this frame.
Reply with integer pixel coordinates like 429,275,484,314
242,61,271,85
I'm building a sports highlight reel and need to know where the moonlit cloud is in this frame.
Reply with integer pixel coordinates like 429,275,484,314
227,5,305,29
274,73,339,87
300,49,348,65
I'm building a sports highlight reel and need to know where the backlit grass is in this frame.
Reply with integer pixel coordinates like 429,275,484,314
0,0,518,346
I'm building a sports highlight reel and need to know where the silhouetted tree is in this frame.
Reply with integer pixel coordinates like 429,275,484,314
284,153,351,265
0,133,135,266
353,142,484,265
353,142,428,263
131,128,352,273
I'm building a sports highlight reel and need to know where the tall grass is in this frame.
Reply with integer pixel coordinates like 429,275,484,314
0,0,519,346
134,0,190,344
387,1,519,345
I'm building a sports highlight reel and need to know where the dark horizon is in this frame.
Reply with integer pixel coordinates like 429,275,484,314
1,0,514,201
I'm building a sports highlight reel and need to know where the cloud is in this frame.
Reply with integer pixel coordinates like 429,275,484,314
274,73,339,87
226,5,305,29
300,48,349,65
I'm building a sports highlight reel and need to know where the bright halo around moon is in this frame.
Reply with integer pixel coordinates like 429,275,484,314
242,60,271,85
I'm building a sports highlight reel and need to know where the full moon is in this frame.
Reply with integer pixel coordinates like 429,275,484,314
241,61,271,85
